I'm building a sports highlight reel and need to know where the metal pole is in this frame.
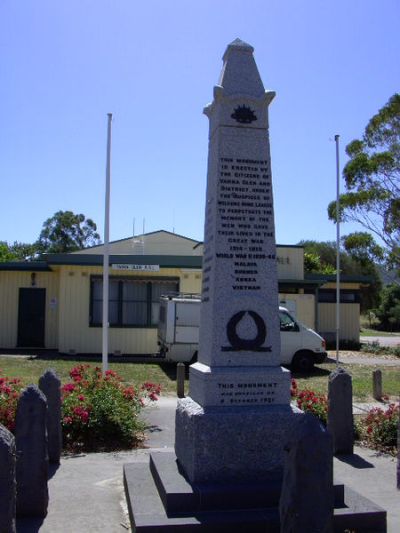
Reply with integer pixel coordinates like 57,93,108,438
102,113,112,374
335,134,340,366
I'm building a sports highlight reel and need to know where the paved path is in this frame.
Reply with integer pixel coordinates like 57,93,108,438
16,396,400,532
361,335,400,348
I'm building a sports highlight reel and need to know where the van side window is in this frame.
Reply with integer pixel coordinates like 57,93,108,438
279,311,298,332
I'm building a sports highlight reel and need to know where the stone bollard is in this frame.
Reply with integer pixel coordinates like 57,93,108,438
0,424,16,533
327,367,354,455
15,385,49,517
39,369,62,464
372,369,383,401
397,415,400,490
279,413,334,533
177,363,185,398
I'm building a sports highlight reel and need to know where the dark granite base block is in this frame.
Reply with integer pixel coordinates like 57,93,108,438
124,452,387,533
175,398,303,484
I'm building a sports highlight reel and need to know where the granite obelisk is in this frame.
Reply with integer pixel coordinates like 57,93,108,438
175,38,301,484
124,40,387,532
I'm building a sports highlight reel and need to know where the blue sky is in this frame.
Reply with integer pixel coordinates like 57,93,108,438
1,0,399,247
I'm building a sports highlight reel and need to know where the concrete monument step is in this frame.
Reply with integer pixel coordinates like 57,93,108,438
124,453,387,532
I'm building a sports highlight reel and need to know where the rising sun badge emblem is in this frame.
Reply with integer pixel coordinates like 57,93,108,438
231,105,257,124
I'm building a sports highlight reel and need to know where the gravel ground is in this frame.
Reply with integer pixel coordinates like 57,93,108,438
327,350,400,366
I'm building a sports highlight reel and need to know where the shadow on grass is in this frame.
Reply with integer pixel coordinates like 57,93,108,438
0,348,165,364
290,366,331,380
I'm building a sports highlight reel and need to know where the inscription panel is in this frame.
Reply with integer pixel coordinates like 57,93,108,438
201,156,275,298
189,363,291,408
217,380,278,405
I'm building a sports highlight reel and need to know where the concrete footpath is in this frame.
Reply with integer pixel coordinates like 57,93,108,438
16,396,399,532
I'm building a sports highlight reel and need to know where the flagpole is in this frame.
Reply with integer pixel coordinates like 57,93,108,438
335,134,340,366
102,113,112,374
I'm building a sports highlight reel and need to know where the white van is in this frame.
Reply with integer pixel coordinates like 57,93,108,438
157,294,326,371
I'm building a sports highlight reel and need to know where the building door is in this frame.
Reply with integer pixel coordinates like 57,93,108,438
17,288,46,347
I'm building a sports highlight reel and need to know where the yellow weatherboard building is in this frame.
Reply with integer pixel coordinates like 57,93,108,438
0,230,368,355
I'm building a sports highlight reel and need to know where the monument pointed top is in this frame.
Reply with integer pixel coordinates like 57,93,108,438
224,38,254,57
219,38,265,97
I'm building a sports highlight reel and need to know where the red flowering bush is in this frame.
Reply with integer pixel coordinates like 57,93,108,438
0,370,23,432
62,364,161,452
291,378,328,425
358,403,399,454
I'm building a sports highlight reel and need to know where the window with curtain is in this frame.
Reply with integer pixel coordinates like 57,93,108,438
90,277,179,327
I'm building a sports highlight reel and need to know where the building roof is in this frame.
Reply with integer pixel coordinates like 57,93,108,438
72,230,202,256
45,254,203,269
0,261,51,272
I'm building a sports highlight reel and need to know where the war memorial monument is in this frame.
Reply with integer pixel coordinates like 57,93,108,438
124,39,387,532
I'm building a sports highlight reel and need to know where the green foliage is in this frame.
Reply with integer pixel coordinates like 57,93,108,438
357,403,399,454
0,241,15,262
374,283,400,331
8,241,40,260
0,241,41,262
361,341,400,357
300,239,381,310
304,251,336,275
61,364,161,452
38,210,101,253
328,94,400,271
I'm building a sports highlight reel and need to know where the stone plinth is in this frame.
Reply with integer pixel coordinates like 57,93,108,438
175,397,303,484
188,362,291,408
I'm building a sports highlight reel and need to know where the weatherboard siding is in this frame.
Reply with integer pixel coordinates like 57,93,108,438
57,265,185,354
0,271,59,348
319,303,360,341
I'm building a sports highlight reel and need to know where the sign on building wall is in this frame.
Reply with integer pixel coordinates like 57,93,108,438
111,264,160,272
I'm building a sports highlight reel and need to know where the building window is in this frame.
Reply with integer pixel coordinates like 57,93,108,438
318,289,360,304
90,277,179,327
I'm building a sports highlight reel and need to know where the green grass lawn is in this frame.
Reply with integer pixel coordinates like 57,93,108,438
0,356,179,395
292,362,400,401
1,355,399,402
360,328,400,337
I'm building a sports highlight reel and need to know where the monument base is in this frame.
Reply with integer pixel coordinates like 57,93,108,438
123,452,387,532
175,396,301,484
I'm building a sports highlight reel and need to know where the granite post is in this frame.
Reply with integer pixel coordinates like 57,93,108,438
175,38,301,484
0,424,16,533
327,368,354,455
15,385,49,517
372,369,383,401
279,414,334,533
39,368,62,464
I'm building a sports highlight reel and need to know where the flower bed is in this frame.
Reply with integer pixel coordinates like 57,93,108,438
61,364,161,452
356,402,399,455
291,378,328,425
0,364,161,453
0,371,23,432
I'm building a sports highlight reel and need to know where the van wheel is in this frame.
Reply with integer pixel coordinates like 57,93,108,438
189,351,198,365
292,351,314,373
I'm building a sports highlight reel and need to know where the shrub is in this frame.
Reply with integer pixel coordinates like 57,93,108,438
61,364,161,452
357,403,399,454
291,379,328,425
0,370,23,432
361,342,400,358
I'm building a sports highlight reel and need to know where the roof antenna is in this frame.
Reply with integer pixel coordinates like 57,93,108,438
142,218,145,254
